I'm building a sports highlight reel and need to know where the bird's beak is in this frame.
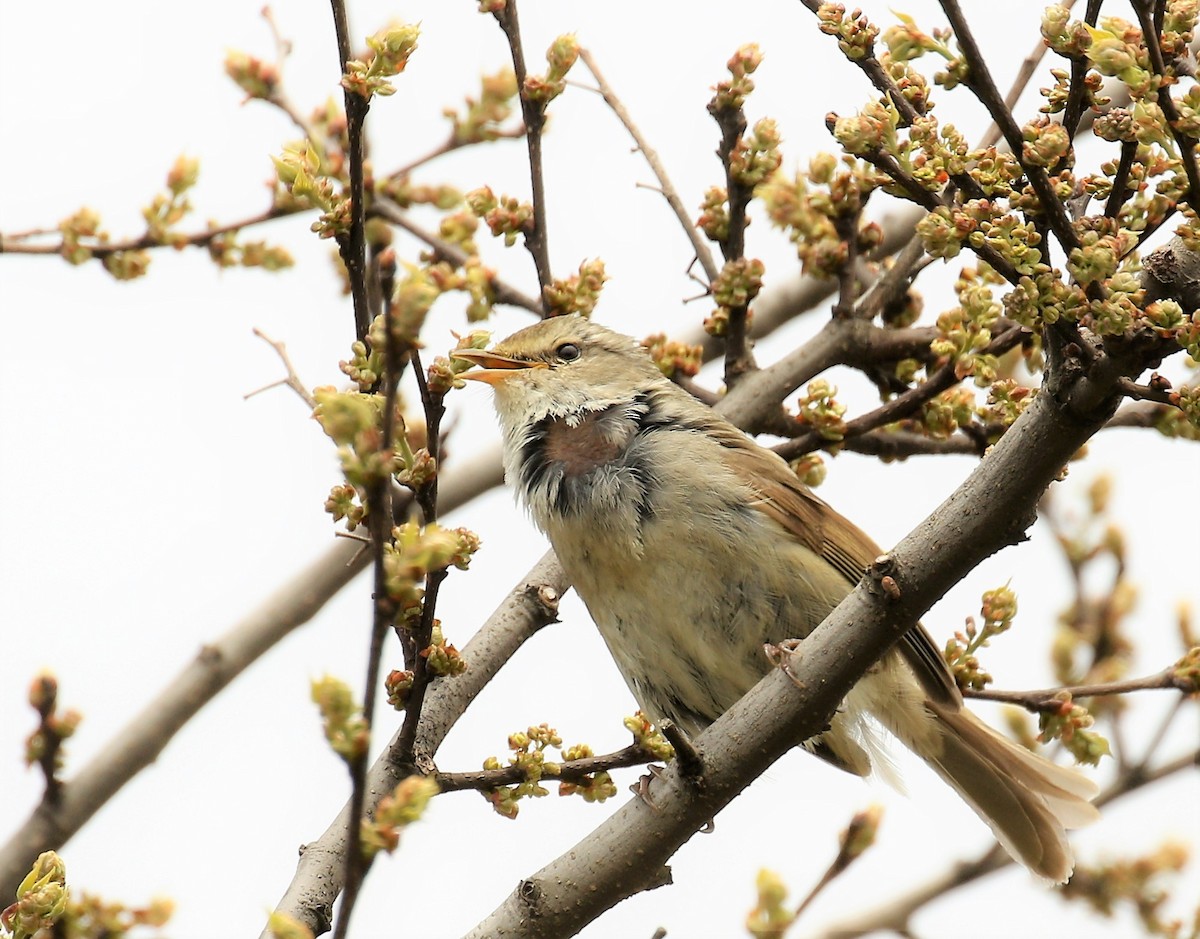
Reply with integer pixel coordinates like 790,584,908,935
452,349,547,386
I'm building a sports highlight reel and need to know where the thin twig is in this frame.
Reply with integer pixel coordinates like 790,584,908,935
492,0,554,295
329,0,372,343
1105,140,1139,219
0,206,296,258
965,665,1193,711
1117,375,1178,405
246,328,317,407
577,48,720,284
435,744,652,793
393,347,450,765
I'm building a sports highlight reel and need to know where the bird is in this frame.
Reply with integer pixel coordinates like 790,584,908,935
453,314,1099,882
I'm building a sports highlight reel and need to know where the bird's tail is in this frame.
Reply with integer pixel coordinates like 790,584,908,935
920,701,1100,882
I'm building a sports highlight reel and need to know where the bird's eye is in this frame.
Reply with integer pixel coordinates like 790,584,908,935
556,342,581,362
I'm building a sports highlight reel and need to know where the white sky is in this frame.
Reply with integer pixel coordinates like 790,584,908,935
1,2,1197,937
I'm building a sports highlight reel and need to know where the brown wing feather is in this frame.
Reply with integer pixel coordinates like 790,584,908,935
708,420,960,707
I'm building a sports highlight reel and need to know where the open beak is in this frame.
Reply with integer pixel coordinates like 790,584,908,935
452,349,547,386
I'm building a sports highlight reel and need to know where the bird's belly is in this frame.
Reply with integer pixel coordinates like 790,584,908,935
548,502,852,736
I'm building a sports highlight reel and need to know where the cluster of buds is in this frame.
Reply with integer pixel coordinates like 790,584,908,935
273,141,349,240
445,69,519,145
1003,269,1089,329
881,48,932,114
696,186,730,243
641,333,703,379
1021,117,1071,169
1171,384,1200,432
1162,1,1200,57
437,211,481,255
224,50,279,101
57,207,105,265
729,118,783,188
814,4,880,62
207,232,293,271
385,669,414,709
543,258,608,317
930,270,1001,384
831,98,901,158
1037,692,1110,766
480,723,564,818
3,852,68,938
420,621,468,679
313,386,403,491
1068,225,1138,286
102,251,152,281
389,263,444,344
24,674,82,778
427,329,492,394
1083,18,1154,98
524,34,579,105
1041,5,1091,58
745,868,792,939
142,155,200,246
555,743,618,803
360,776,439,858
465,186,532,247
789,452,828,487
1064,843,1191,931
882,11,943,63
711,257,765,312
383,522,479,620
1041,67,1107,118
710,43,763,112
920,387,977,438
794,379,847,442
342,23,420,99
1086,270,1144,337
983,379,1036,429
310,675,369,762
623,711,676,762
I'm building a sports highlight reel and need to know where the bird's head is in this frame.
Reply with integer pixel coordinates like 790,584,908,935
453,315,668,430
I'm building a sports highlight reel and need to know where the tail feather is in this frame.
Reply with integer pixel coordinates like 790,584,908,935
924,703,1099,883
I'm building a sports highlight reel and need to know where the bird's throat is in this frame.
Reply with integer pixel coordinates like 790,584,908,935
536,408,628,477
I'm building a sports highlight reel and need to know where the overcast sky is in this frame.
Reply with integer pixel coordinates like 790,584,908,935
1,2,1197,937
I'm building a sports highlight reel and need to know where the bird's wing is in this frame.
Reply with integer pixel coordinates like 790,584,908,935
707,420,961,708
